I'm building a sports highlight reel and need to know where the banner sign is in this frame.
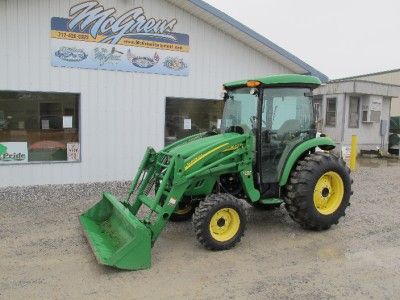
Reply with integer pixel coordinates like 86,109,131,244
0,142,28,164
51,1,189,76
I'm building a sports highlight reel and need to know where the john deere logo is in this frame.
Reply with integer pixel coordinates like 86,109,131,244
0,143,27,161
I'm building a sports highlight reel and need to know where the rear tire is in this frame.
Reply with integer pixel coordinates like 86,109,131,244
284,152,352,230
192,194,247,250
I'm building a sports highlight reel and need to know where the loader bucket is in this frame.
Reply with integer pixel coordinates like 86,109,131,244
79,192,152,270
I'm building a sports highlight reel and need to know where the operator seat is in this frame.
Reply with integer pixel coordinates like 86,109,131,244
276,119,301,139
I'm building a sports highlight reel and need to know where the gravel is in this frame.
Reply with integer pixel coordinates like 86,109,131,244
0,158,399,299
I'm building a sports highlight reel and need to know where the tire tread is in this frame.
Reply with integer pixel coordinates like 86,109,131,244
283,152,353,231
192,193,247,250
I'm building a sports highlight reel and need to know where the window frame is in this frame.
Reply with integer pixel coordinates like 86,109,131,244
325,97,337,127
0,90,82,165
348,96,361,128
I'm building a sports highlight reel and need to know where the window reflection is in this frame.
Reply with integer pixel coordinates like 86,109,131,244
165,98,224,145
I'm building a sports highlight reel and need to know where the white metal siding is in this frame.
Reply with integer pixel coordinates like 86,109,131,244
357,71,400,85
0,0,295,187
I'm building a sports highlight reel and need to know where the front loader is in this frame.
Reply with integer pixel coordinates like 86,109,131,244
80,74,352,270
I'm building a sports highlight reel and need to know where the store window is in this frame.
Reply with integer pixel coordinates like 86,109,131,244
0,91,80,164
165,98,224,145
349,96,360,128
325,97,337,127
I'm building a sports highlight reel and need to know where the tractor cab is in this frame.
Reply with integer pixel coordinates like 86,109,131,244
222,74,320,197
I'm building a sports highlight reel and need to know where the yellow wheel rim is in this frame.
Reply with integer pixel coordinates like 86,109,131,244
209,208,240,242
313,171,344,215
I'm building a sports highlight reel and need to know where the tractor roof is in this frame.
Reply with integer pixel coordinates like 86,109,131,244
224,74,321,89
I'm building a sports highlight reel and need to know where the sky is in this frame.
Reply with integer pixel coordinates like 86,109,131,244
204,0,400,80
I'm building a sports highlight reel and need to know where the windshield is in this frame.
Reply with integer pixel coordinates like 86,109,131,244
221,88,258,133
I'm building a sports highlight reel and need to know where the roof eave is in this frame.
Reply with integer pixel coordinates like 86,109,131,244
314,80,400,98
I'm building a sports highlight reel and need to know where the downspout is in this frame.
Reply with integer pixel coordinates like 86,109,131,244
340,92,347,148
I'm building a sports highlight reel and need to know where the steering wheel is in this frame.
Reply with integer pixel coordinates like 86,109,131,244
226,126,244,134
239,124,251,133
250,116,270,129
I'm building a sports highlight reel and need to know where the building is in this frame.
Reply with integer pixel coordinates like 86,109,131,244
336,69,400,117
313,79,400,154
0,0,327,187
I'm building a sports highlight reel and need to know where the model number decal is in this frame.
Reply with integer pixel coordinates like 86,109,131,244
242,170,252,176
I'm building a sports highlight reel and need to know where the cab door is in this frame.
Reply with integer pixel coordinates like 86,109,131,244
259,88,316,187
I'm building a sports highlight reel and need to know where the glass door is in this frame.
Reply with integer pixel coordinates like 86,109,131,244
260,88,315,183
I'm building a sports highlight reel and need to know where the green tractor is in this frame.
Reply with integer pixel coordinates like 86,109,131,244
80,74,352,270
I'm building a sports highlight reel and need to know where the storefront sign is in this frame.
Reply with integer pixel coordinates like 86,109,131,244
0,142,28,163
51,1,189,76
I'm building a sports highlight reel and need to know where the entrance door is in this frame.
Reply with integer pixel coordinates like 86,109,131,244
260,88,315,184
165,97,224,145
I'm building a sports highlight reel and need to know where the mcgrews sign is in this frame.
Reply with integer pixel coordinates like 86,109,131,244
51,1,190,76
68,1,178,44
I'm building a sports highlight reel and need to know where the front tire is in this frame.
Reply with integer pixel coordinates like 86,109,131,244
284,152,352,230
170,202,196,222
192,194,247,250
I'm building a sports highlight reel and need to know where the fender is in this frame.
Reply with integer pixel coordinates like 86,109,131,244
278,137,336,186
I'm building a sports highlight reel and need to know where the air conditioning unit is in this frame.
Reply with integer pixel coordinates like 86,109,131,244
362,96,382,123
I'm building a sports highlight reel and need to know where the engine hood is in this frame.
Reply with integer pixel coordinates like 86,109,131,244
165,132,244,158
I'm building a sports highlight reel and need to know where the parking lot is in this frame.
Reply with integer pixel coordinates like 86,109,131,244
1,158,400,299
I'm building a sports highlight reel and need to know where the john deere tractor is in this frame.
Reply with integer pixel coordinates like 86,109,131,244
80,74,352,270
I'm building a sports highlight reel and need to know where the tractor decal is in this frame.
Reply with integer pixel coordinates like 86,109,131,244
242,170,252,176
222,144,243,152
184,143,229,171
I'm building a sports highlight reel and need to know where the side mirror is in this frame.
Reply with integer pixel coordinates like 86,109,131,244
304,92,313,97
221,91,228,101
